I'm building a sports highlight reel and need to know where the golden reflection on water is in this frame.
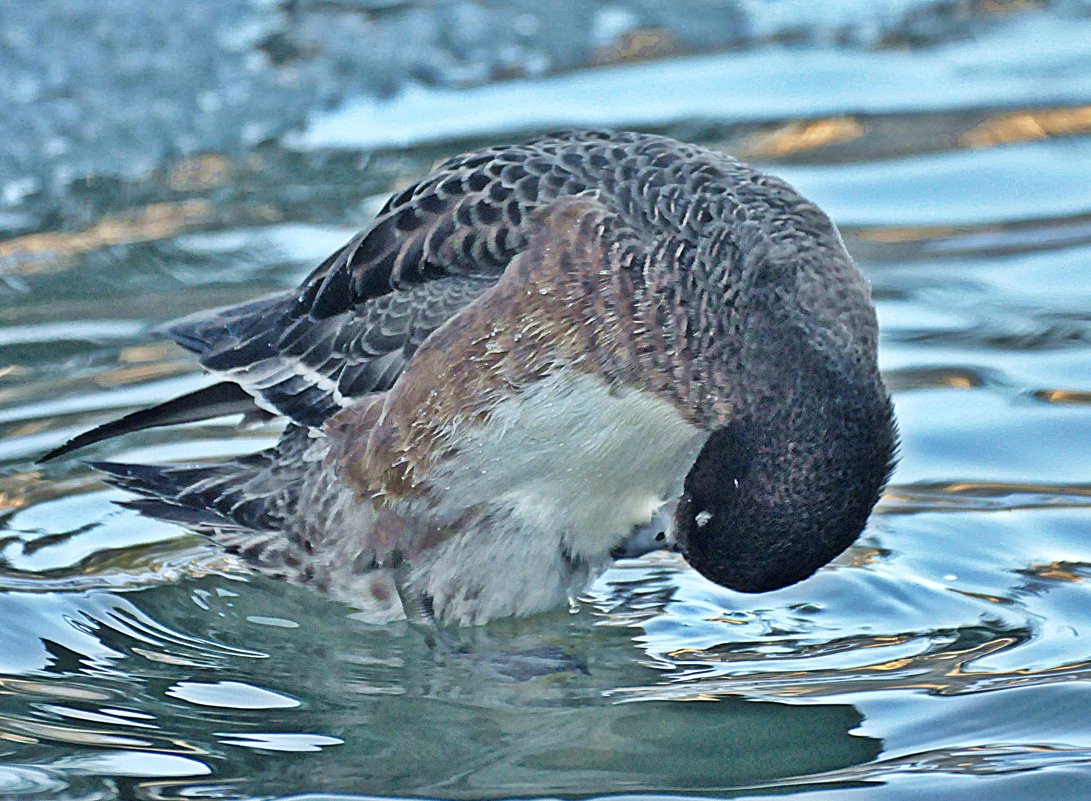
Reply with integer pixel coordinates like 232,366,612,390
165,154,231,193
0,679,111,703
961,105,1091,148
116,344,176,364
880,481,1091,514
592,28,682,66
841,545,886,569
1033,388,1091,406
948,588,1013,605
91,361,192,387
980,0,1043,14
856,223,964,244
1020,561,1087,584
0,470,53,511
724,101,1091,174
0,201,211,274
742,117,865,158
644,629,1091,703
885,366,987,392
0,713,208,756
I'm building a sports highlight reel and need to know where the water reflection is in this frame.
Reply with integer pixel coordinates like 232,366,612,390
2,1,1091,799
0,570,882,798
961,105,1091,148
0,202,212,276
1,494,1090,797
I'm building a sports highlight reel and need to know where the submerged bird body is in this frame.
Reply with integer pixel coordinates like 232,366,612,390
49,130,897,626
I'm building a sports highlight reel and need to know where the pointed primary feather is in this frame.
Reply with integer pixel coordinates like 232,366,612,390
39,381,255,462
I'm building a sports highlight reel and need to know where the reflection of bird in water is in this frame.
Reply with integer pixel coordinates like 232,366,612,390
44,130,897,630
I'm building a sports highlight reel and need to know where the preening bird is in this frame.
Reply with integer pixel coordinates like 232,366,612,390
44,130,897,628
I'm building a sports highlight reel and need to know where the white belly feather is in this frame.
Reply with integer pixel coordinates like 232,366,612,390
435,371,706,552
410,370,708,623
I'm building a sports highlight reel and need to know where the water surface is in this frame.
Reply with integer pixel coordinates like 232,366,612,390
2,2,1091,799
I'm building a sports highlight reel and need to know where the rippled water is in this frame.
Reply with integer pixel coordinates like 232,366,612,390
3,2,1091,800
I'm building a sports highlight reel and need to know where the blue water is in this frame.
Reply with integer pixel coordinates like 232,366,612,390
2,2,1091,799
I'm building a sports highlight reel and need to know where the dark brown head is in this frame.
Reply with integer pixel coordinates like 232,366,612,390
675,196,898,593
676,366,896,592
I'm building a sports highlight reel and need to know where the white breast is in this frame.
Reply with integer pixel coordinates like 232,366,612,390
403,370,707,623
434,369,705,541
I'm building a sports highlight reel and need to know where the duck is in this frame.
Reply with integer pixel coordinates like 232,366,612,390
43,129,897,628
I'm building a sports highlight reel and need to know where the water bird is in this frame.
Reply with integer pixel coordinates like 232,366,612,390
43,130,897,628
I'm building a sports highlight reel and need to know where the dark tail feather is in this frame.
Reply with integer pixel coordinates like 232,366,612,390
39,382,256,463
120,496,239,530
159,293,285,355
89,425,313,572
90,453,283,535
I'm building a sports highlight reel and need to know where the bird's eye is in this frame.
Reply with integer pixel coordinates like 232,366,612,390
695,511,712,528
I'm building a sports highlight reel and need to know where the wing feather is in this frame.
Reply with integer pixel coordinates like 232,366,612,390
67,130,758,443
